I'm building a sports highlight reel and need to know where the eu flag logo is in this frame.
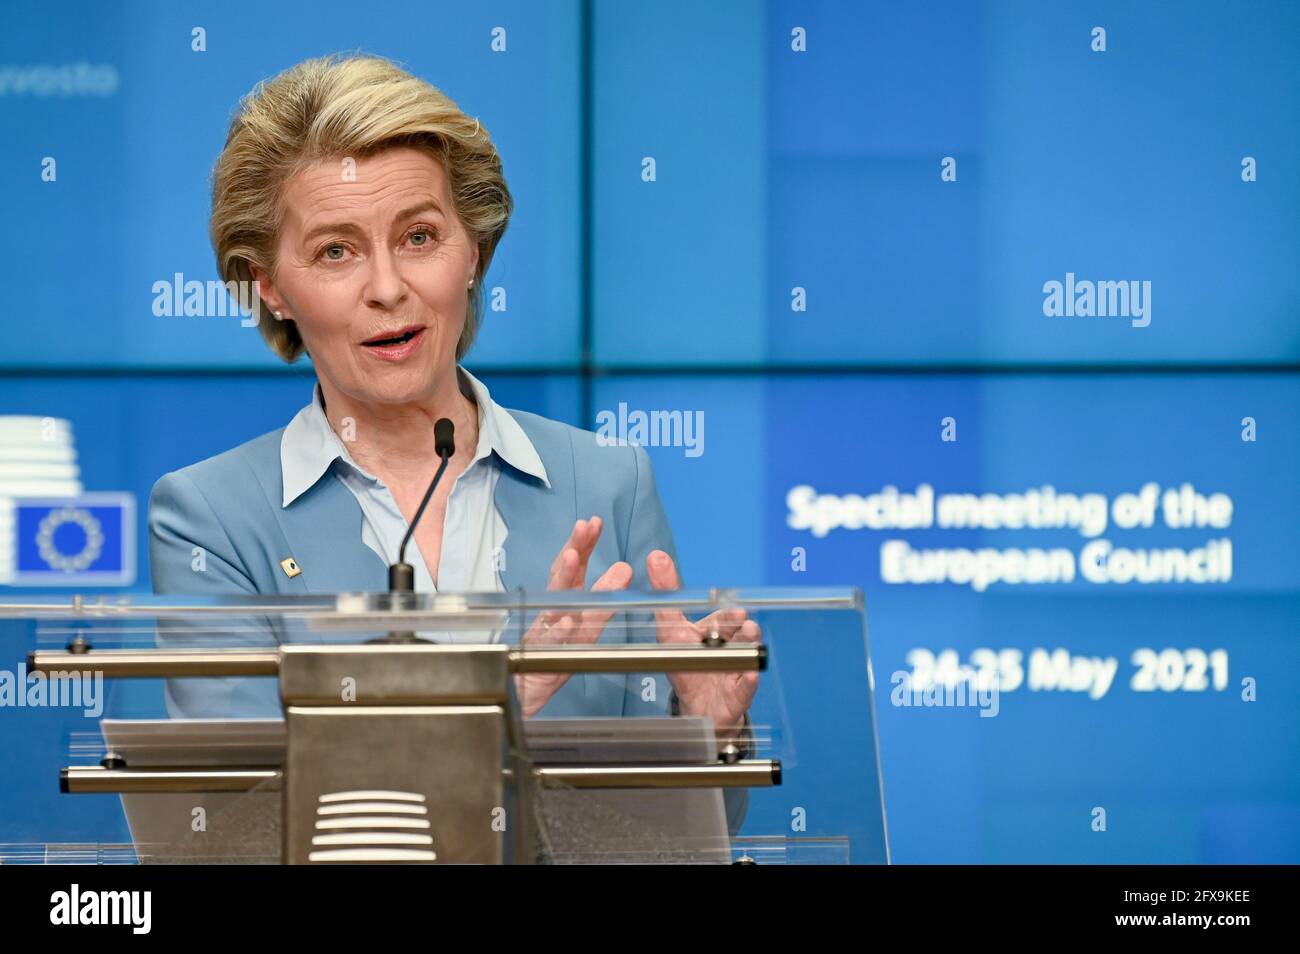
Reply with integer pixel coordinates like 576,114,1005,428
4,493,136,586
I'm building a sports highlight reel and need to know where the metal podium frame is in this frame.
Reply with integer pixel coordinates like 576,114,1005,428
19,590,800,864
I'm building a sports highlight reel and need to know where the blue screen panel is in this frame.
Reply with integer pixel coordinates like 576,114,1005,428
599,371,1299,861
0,0,581,368
592,0,1300,365
0,371,581,594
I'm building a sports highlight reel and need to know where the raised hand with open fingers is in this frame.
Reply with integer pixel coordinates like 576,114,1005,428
646,548,759,747
514,516,633,717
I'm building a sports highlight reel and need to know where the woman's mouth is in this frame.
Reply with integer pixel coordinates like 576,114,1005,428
360,326,426,361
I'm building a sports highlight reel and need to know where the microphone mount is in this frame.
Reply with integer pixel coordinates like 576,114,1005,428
375,417,456,644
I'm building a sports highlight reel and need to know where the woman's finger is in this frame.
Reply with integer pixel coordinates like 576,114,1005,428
646,549,681,590
521,608,562,646
729,619,761,644
571,560,633,644
550,518,589,572
571,515,602,586
647,548,696,639
692,608,749,642
548,519,588,586
592,559,633,592
546,545,579,590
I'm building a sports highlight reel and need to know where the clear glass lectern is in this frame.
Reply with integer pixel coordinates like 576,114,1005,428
0,587,888,864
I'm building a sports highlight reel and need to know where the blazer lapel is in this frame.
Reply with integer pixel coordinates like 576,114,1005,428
494,412,576,593
272,476,388,594
494,463,574,593
265,407,575,596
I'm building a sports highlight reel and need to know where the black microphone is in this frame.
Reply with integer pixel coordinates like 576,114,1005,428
388,417,456,593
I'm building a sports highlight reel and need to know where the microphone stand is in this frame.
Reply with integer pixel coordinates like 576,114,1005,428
373,418,455,644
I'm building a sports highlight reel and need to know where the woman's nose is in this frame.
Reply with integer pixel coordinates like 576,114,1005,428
362,245,408,310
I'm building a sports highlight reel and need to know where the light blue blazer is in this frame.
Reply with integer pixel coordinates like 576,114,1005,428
150,406,678,710
148,405,748,830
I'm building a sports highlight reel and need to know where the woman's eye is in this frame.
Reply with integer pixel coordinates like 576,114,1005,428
409,229,436,247
322,244,346,261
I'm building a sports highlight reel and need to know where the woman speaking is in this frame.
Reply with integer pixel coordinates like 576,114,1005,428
147,54,757,754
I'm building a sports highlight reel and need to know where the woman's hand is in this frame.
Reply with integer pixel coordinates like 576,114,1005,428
646,549,759,747
514,516,632,717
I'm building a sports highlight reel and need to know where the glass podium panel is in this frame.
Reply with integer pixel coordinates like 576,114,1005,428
0,588,888,864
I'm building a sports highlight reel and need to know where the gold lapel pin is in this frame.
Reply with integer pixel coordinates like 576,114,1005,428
280,557,302,579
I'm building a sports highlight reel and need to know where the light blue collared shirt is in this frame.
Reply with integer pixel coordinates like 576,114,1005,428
280,366,550,595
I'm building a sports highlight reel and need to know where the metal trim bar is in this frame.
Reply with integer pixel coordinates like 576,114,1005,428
30,649,281,677
536,761,781,788
61,761,780,793
0,588,860,618
512,644,766,673
62,766,282,793
30,644,766,677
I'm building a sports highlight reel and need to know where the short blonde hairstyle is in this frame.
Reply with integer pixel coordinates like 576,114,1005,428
210,53,513,362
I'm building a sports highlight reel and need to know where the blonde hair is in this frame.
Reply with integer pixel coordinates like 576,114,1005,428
210,53,512,362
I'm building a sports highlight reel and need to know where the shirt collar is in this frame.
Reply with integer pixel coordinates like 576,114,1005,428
456,365,550,489
279,365,549,508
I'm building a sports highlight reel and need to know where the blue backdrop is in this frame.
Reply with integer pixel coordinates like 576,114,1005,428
1,0,1297,863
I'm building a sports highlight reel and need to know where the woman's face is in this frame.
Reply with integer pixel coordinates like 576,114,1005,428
254,145,479,407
